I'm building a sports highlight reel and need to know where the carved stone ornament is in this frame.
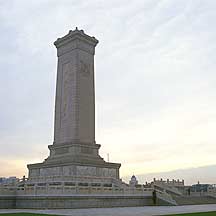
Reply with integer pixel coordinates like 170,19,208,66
80,60,90,77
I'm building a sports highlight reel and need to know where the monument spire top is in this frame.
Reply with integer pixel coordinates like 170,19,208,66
54,27,98,49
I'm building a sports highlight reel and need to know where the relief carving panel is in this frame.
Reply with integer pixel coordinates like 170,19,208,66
40,167,61,177
77,166,96,176
80,60,90,77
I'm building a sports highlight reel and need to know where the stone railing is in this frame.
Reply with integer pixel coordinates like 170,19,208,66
0,186,17,195
0,185,153,196
27,176,120,185
1,184,179,205
153,178,184,187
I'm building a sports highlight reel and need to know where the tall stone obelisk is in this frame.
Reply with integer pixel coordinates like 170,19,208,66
53,28,97,146
27,28,120,182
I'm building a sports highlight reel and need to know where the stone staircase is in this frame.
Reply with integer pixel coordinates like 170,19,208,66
156,190,177,206
154,183,182,196
174,195,216,205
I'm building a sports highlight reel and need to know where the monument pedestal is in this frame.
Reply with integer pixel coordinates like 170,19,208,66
28,142,120,184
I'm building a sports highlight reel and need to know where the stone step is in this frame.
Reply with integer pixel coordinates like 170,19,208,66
174,196,216,205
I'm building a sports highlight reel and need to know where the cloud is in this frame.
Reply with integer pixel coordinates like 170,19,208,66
0,0,216,181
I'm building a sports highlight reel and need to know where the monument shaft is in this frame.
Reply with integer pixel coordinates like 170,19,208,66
54,29,97,145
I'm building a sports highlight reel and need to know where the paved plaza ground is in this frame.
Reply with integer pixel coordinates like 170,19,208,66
1,204,216,216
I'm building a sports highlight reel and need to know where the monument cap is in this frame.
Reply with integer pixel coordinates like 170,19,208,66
54,27,99,48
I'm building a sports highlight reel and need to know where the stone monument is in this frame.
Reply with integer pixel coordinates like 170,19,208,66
27,28,121,186
0,28,183,209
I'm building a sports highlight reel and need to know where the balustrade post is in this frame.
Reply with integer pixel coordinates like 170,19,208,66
62,183,64,194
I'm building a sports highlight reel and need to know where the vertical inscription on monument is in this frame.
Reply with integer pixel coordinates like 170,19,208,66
61,62,73,121
80,60,90,77
59,61,76,143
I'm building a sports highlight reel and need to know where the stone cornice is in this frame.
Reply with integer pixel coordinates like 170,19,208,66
27,161,121,169
54,27,99,48
48,142,101,150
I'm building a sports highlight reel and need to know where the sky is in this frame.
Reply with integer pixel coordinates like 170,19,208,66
0,0,216,185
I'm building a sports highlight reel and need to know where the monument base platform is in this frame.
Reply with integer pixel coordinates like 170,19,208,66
27,142,121,186
27,161,121,185
1,194,156,209
17,195,155,209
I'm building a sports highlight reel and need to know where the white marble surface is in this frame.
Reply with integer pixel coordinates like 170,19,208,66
1,205,216,216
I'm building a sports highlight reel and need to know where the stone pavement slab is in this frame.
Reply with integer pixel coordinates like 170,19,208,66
1,204,216,216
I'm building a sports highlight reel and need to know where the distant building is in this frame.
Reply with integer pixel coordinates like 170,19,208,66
191,182,216,193
129,175,138,187
0,178,6,184
0,177,19,185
